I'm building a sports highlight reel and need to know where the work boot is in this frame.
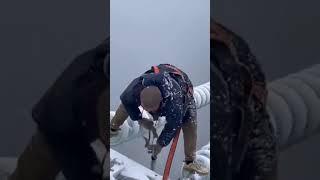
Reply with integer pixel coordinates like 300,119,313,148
183,162,209,175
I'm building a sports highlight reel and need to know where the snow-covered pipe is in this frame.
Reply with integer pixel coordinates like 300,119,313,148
194,82,211,109
110,82,211,146
110,111,142,146
267,64,320,150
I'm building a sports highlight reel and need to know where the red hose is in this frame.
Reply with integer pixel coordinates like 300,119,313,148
162,129,181,180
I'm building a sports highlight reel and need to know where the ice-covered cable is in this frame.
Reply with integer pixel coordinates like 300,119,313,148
194,82,211,109
267,64,320,150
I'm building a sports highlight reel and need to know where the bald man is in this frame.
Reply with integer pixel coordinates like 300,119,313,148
110,64,209,175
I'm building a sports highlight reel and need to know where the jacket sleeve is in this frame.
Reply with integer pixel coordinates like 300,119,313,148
157,95,184,147
120,77,143,120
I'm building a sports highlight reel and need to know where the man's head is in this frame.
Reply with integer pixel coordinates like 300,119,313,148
140,86,162,113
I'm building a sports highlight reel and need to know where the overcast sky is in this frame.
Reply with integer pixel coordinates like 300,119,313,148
110,0,210,178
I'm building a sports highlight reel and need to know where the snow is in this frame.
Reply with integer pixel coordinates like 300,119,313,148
110,149,163,180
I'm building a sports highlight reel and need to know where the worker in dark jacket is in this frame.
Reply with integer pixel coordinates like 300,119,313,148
211,19,278,180
9,39,109,180
110,64,209,175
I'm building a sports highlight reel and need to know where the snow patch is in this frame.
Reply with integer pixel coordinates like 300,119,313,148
110,149,163,180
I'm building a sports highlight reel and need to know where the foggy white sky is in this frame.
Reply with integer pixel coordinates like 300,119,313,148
110,0,210,178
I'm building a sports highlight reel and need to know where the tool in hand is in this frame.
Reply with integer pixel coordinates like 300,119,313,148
150,154,157,171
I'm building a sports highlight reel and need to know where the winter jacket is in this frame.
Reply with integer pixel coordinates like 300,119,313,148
120,64,194,147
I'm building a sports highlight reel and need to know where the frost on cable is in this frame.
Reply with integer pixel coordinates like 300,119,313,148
267,64,320,150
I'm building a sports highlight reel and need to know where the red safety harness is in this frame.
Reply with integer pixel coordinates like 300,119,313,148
152,65,193,96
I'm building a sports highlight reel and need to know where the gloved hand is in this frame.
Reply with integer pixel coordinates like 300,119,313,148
147,143,163,157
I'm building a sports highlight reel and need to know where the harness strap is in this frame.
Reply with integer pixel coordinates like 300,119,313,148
153,66,160,74
153,65,193,96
